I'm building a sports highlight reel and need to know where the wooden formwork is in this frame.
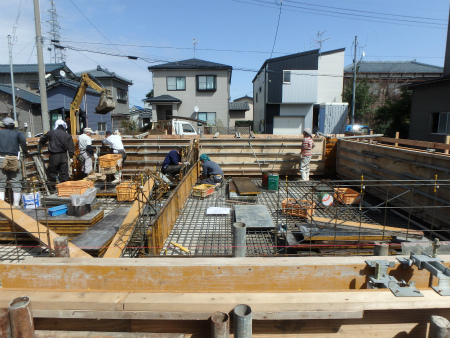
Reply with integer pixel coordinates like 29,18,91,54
337,138,450,230
198,136,325,176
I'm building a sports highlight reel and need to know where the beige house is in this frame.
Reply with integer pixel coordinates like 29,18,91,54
229,95,253,127
147,59,232,128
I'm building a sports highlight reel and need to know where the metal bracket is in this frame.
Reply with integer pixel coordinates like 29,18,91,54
398,252,450,296
365,260,423,297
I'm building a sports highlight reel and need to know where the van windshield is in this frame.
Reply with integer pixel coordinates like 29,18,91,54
182,123,195,133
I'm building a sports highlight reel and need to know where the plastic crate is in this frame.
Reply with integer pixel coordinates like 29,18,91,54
57,180,94,197
116,182,138,201
334,188,360,205
282,198,315,218
192,184,215,198
48,204,68,216
99,154,122,168
99,166,116,174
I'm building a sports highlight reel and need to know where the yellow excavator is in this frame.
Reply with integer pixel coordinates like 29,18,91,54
69,73,116,136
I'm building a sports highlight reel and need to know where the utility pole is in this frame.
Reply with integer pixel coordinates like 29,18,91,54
351,36,357,125
7,35,17,121
33,0,50,132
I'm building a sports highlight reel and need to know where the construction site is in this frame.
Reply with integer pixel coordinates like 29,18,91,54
0,131,449,337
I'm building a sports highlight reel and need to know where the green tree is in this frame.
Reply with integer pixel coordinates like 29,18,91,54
343,78,375,125
146,89,154,99
373,88,411,138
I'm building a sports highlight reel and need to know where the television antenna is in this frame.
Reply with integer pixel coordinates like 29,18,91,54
192,38,198,58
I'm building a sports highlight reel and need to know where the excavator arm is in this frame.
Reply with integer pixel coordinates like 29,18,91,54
69,73,116,135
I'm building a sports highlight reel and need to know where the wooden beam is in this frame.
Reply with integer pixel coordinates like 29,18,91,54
0,200,91,258
309,216,424,237
103,178,154,258
35,331,185,338
1,256,449,292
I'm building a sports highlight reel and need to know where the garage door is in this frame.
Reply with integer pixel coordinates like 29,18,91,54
273,116,304,135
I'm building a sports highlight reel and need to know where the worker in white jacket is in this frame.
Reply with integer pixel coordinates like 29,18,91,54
102,131,127,184
78,127,97,177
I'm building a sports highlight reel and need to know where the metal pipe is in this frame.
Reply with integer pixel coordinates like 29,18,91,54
232,222,246,258
0,308,11,338
211,311,230,338
338,134,384,139
234,304,252,338
54,236,70,257
373,243,389,256
9,296,34,338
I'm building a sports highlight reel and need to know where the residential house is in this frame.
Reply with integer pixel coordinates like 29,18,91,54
408,13,450,143
46,78,111,134
0,83,41,135
146,58,232,128
229,95,253,127
128,105,152,130
344,61,443,109
253,48,345,135
76,66,133,133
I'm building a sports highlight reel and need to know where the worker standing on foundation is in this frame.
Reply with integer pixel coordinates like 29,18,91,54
161,147,183,177
0,117,29,207
103,131,126,184
199,153,223,186
299,128,315,181
39,119,75,191
78,127,96,177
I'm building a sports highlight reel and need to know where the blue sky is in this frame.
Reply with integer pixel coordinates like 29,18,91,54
0,0,448,107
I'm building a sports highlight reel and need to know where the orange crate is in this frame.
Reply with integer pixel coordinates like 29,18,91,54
282,198,315,218
100,166,116,174
57,180,94,197
192,184,215,198
99,154,122,168
116,182,138,201
334,188,360,205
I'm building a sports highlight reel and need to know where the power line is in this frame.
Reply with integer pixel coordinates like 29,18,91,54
270,0,283,59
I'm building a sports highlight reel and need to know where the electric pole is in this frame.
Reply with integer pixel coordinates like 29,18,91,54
351,36,357,125
33,0,50,132
7,35,17,121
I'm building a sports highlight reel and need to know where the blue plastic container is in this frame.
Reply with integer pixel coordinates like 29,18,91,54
48,204,68,217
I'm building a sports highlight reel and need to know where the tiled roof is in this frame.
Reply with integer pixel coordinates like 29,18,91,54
76,66,133,85
0,83,41,104
344,61,443,74
46,78,100,94
234,95,253,101
148,58,232,70
229,102,250,111
146,95,182,103
0,63,66,74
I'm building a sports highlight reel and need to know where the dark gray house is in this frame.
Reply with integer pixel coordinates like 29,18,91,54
47,78,112,134
408,12,450,143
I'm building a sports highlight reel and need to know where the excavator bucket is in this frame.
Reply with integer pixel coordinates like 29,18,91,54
95,92,116,114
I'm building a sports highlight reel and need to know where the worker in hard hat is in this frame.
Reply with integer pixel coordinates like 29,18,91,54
102,130,126,184
199,153,223,186
39,119,75,191
0,117,29,207
78,127,97,177
299,128,315,181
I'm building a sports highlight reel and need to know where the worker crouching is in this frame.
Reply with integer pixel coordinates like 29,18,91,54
199,153,223,186
161,147,183,177
0,118,30,207
102,130,126,184
39,119,75,192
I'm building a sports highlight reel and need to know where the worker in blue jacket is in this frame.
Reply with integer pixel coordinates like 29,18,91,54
161,147,183,177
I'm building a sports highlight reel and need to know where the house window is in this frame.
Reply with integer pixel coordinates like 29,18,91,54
98,122,107,132
197,75,216,91
198,112,216,125
430,112,450,134
167,76,185,91
117,88,127,102
28,81,39,90
283,70,291,83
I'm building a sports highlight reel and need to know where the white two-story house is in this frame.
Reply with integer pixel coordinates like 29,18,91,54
146,59,232,127
253,48,345,134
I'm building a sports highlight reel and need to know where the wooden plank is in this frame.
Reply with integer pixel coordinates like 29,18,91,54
228,180,237,192
72,207,131,256
375,136,450,151
0,200,92,258
2,256,450,292
103,178,154,258
309,216,424,237
232,177,260,195
35,331,185,338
